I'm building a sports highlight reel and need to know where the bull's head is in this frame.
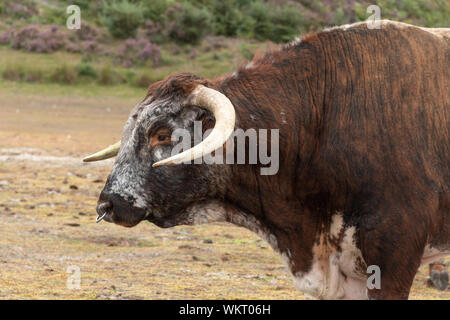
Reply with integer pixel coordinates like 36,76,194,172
83,73,236,228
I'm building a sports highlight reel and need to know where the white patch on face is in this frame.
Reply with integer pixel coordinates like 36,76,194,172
153,148,163,161
110,132,148,210
109,165,148,209
421,245,450,265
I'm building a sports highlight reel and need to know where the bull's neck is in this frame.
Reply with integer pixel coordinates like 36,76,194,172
213,40,325,227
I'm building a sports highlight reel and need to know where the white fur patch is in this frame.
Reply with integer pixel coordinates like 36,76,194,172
187,205,368,299
287,216,367,299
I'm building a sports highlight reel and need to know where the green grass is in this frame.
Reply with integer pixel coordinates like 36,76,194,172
0,79,143,98
0,38,263,88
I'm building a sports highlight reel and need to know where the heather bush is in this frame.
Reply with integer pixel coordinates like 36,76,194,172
0,29,14,45
100,0,144,39
74,23,102,42
1,0,38,19
137,42,162,67
115,38,162,67
7,24,65,53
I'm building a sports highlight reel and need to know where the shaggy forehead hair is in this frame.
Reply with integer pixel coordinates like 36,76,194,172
120,73,212,143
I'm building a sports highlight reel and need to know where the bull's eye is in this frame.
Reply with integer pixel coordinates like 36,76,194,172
158,135,169,142
150,128,172,148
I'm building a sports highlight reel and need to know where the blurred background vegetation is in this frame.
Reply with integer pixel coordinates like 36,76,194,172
0,0,448,91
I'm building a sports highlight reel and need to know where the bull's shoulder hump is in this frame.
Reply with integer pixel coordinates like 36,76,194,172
322,19,449,38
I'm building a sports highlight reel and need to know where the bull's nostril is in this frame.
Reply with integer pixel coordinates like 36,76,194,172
96,201,113,223
97,201,113,214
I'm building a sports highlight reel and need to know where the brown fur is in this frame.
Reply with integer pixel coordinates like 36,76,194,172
102,21,449,299
203,22,449,299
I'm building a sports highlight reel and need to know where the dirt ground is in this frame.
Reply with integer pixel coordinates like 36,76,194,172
0,85,448,299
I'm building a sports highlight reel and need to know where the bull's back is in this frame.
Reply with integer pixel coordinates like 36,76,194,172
316,21,449,193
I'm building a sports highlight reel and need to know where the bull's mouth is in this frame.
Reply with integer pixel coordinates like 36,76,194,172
146,214,178,228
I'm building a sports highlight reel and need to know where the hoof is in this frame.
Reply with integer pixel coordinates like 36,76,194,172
430,270,449,291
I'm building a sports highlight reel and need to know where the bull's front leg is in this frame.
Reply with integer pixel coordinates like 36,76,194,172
359,208,427,299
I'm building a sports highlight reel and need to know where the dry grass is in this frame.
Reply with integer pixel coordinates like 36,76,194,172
0,83,448,300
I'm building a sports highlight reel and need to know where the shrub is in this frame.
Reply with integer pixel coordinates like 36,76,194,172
23,69,43,82
134,74,153,88
98,66,123,85
141,0,171,24
1,0,38,19
269,5,304,43
50,65,78,84
137,42,162,67
74,23,102,42
76,62,97,79
134,73,161,88
211,0,244,37
166,2,212,45
2,66,24,81
2,65,42,83
100,0,144,39
7,24,65,53
247,1,273,41
38,7,67,25
115,38,162,67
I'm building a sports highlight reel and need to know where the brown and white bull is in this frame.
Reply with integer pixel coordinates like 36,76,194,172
84,21,449,299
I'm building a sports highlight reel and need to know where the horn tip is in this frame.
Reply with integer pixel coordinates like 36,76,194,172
82,156,95,162
152,159,175,167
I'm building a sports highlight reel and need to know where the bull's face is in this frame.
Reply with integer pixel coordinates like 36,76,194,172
84,74,236,228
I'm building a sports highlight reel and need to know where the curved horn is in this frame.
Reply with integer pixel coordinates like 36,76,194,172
152,85,236,167
83,141,121,162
